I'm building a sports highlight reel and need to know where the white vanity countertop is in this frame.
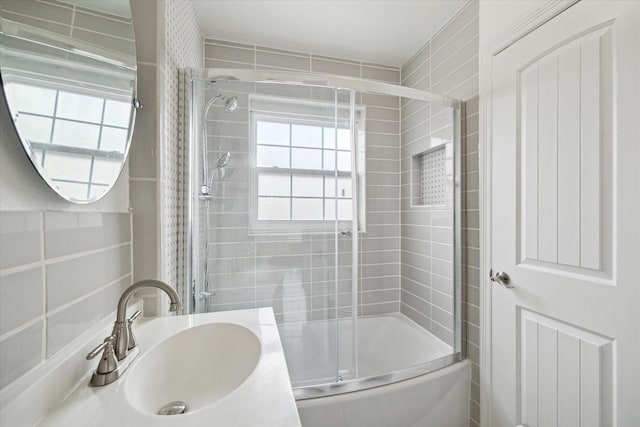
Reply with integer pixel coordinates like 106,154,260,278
36,308,301,427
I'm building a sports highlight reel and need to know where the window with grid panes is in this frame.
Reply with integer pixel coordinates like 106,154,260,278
251,114,354,231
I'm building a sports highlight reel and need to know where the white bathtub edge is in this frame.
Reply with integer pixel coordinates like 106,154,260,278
296,359,471,427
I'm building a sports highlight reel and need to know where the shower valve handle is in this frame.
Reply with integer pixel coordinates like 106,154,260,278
199,291,216,300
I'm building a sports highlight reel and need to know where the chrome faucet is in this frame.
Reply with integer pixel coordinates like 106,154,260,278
87,279,181,386
112,279,181,360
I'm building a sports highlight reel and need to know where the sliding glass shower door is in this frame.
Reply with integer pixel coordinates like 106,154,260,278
188,76,358,386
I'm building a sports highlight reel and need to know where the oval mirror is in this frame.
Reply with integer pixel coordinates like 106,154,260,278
0,0,138,203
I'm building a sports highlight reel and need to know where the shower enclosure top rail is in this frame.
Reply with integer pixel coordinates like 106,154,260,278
190,68,461,109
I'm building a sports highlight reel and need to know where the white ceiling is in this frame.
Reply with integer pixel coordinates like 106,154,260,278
191,0,469,67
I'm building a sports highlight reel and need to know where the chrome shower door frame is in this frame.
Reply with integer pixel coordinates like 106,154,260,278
180,68,464,398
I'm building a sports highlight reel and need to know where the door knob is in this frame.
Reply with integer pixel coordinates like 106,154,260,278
490,269,513,288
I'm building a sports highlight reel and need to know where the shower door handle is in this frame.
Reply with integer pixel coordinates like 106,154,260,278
339,229,352,237
490,269,513,288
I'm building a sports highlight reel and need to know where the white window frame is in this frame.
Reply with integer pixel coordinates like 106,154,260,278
248,96,365,235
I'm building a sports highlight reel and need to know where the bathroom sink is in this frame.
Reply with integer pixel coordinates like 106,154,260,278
125,323,261,415
34,309,300,427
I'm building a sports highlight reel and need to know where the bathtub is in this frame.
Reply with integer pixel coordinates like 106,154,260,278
278,313,470,427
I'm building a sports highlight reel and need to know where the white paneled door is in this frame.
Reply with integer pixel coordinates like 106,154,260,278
489,1,639,426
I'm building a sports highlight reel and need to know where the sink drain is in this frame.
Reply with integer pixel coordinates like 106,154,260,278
158,401,187,415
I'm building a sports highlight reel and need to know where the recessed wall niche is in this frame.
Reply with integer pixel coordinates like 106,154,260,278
411,144,452,208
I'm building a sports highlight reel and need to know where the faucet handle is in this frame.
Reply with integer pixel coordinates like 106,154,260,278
128,310,142,323
87,335,116,360
87,336,119,376
126,310,142,350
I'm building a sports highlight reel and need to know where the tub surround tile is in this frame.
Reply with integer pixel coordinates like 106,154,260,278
361,276,399,292
362,289,399,305
202,39,402,319
361,65,400,84
310,57,361,77
401,277,430,301
362,301,400,316
431,16,478,66
402,46,430,84
400,2,479,425
256,50,310,72
205,59,254,69
362,93,400,109
205,43,255,64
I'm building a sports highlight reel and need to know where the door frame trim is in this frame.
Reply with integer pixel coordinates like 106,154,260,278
478,1,580,425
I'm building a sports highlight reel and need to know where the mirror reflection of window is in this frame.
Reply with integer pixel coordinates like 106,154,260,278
5,82,131,200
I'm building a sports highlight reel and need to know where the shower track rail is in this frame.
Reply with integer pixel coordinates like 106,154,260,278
294,352,462,400
190,68,461,109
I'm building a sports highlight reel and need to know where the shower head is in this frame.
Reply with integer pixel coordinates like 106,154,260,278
200,93,236,199
215,152,232,169
224,96,238,113
203,93,238,118
204,93,238,115
206,152,232,189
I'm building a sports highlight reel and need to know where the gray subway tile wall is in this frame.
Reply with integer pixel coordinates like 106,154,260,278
128,0,160,298
0,211,132,392
0,268,43,335
400,2,480,426
46,276,130,357
0,211,41,270
43,211,131,258
0,0,203,408
128,63,159,179
0,0,136,59
46,244,131,310
201,39,401,321
0,322,43,389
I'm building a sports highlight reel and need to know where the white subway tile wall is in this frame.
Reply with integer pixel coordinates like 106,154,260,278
0,211,132,390
202,39,402,320
400,2,479,426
